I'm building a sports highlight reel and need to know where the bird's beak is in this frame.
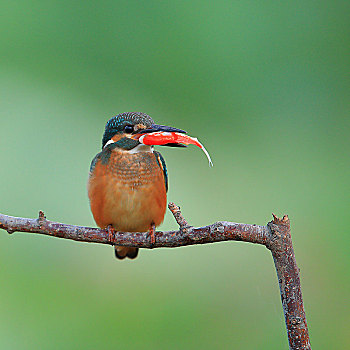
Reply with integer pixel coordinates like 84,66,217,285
138,124,187,135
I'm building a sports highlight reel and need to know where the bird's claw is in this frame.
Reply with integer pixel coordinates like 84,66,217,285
149,223,156,245
106,225,116,244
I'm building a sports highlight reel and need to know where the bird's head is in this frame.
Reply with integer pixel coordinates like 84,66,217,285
102,112,186,149
102,112,213,165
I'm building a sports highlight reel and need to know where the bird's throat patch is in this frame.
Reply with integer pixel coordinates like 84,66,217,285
104,137,140,151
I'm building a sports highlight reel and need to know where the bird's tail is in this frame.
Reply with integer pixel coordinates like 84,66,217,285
114,246,139,260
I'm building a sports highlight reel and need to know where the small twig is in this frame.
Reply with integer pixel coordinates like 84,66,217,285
168,202,191,229
0,205,311,349
38,210,46,226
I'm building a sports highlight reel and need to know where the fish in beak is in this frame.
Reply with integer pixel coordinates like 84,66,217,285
133,124,213,166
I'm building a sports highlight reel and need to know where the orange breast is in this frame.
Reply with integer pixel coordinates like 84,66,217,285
88,149,167,232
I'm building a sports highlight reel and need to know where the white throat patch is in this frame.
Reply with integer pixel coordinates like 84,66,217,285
104,139,115,148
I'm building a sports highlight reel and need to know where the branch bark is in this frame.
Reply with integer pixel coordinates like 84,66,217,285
0,203,311,349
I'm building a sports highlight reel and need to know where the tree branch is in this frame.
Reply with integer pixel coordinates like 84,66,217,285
267,214,311,350
0,203,311,349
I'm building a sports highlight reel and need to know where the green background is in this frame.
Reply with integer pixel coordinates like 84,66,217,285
1,1,349,349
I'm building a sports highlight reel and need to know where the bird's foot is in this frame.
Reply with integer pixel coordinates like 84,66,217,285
149,223,156,245
106,225,116,244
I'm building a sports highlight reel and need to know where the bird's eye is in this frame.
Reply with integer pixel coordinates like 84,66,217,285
124,125,134,133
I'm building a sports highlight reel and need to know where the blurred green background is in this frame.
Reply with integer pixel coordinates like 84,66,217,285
1,1,349,349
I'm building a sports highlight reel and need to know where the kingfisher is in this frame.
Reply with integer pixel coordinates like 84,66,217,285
88,112,212,259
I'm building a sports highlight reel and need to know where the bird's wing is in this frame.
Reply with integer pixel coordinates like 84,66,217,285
154,151,168,192
89,152,102,174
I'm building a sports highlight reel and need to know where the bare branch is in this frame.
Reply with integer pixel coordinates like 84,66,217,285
0,207,268,248
0,205,311,349
267,214,311,350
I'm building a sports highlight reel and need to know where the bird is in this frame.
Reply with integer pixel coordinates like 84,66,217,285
88,112,183,259
88,112,212,260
